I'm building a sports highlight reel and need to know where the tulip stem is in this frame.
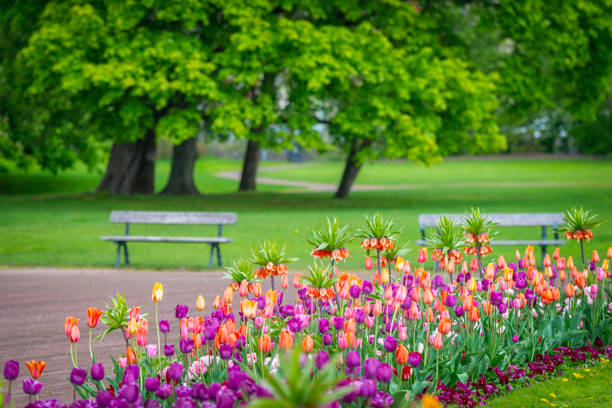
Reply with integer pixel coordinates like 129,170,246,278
89,328,95,363
155,303,162,377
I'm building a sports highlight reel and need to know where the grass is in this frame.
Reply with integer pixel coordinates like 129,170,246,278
0,157,610,271
264,158,612,187
486,360,612,408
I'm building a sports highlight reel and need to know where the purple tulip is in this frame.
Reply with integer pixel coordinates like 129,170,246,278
207,382,221,399
174,397,197,408
333,316,345,330
512,334,519,343
349,285,361,299
346,350,361,368
216,386,236,408
318,318,330,333
164,344,175,357
525,289,535,302
158,320,170,333
481,278,490,291
371,391,393,408
454,304,465,317
4,360,19,380
315,351,329,369
432,274,444,289
175,305,188,319
363,358,380,379
176,385,191,398
180,338,194,354
219,344,233,360
96,390,114,408
323,333,333,345
515,278,527,289
404,275,414,287
518,259,525,269
490,291,503,306
90,363,104,381
123,365,139,384
287,317,301,333
279,304,295,317
156,384,172,400
359,378,377,398
144,399,161,408
23,378,43,395
168,362,183,381
118,383,139,403
190,383,208,401
408,352,422,368
361,280,373,294
70,368,87,386
376,363,393,382
353,308,366,324
383,336,397,353
144,377,160,392
497,302,508,314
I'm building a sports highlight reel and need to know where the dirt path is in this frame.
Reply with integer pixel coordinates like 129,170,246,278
0,267,294,406
215,163,606,192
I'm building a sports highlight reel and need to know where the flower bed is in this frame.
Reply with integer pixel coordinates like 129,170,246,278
2,209,611,408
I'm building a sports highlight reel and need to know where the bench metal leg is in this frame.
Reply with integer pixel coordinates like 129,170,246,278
123,243,130,266
209,244,214,269
216,243,222,266
115,243,122,268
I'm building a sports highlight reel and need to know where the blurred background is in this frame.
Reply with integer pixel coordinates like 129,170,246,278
1,0,611,271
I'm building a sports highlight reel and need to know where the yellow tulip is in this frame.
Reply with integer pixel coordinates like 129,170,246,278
196,294,206,311
152,283,163,303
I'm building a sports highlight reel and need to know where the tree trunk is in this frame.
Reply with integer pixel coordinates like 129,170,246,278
160,137,199,195
335,138,371,199
96,129,156,194
239,139,261,192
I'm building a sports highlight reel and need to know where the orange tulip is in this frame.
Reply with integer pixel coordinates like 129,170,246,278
380,268,389,284
425,307,435,323
26,360,46,379
258,334,272,353
224,287,233,304
564,283,575,298
240,300,258,319
424,289,434,305
126,346,137,364
86,307,103,329
462,295,474,312
279,329,293,350
438,317,452,335
69,321,80,343
239,280,248,297
567,256,574,270
344,317,357,334
64,316,79,337
396,344,409,364
607,247,612,258
543,254,551,268
497,255,506,269
468,307,480,322
592,250,600,263
552,248,560,260
431,332,443,350
152,282,163,303
301,334,314,353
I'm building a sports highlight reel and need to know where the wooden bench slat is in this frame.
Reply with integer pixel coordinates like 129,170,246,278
100,235,233,243
110,211,237,225
416,239,564,246
418,213,564,227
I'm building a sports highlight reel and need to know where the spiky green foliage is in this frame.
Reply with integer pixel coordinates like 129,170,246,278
357,213,401,240
562,206,602,233
382,240,413,261
97,292,146,341
300,261,336,290
250,241,298,267
223,257,259,284
307,217,354,251
427,216,466,252
247,347,351,408
462,208,498,240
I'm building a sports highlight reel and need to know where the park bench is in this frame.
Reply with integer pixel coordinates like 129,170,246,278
416,212,565,259
100,211,237,268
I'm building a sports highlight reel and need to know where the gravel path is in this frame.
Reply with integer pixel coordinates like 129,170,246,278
215,163,607,192
0,267,292,406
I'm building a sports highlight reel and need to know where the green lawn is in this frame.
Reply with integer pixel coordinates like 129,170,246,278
0,157,610,271
265,158,612,187
487,361,612,408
